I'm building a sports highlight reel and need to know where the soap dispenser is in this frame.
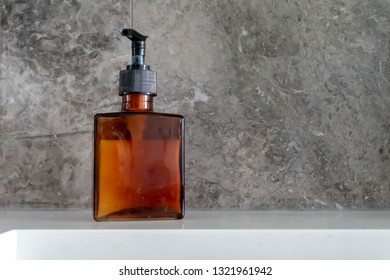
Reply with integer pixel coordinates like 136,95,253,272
93,29,185,221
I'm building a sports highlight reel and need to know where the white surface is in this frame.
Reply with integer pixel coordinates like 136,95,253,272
1,229,390,260
0,210,390,260
2,210,390,231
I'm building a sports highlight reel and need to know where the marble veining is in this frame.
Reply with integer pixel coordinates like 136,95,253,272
0,0,389,209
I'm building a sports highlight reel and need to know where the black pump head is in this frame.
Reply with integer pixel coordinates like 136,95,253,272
120,28,148,66
119,28,157,96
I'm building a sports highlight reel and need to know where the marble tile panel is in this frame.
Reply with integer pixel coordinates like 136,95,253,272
0,0,389,209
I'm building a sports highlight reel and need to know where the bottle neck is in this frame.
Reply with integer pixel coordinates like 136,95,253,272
121,94,154,112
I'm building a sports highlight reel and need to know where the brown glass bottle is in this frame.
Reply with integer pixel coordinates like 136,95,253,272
94,94,184,220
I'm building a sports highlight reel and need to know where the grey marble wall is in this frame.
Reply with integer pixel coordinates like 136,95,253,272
0,0,389,209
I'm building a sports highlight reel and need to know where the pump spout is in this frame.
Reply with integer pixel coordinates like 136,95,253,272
119,28,157,96
120,28,148,65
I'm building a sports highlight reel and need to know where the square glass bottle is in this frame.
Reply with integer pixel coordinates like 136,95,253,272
93,29,184,220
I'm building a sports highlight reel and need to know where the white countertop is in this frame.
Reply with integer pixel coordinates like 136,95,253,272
1,210,390,260
1,209,390,232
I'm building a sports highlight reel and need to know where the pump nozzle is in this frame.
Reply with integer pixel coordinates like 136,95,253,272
119,28,157,96
120,28,148,65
